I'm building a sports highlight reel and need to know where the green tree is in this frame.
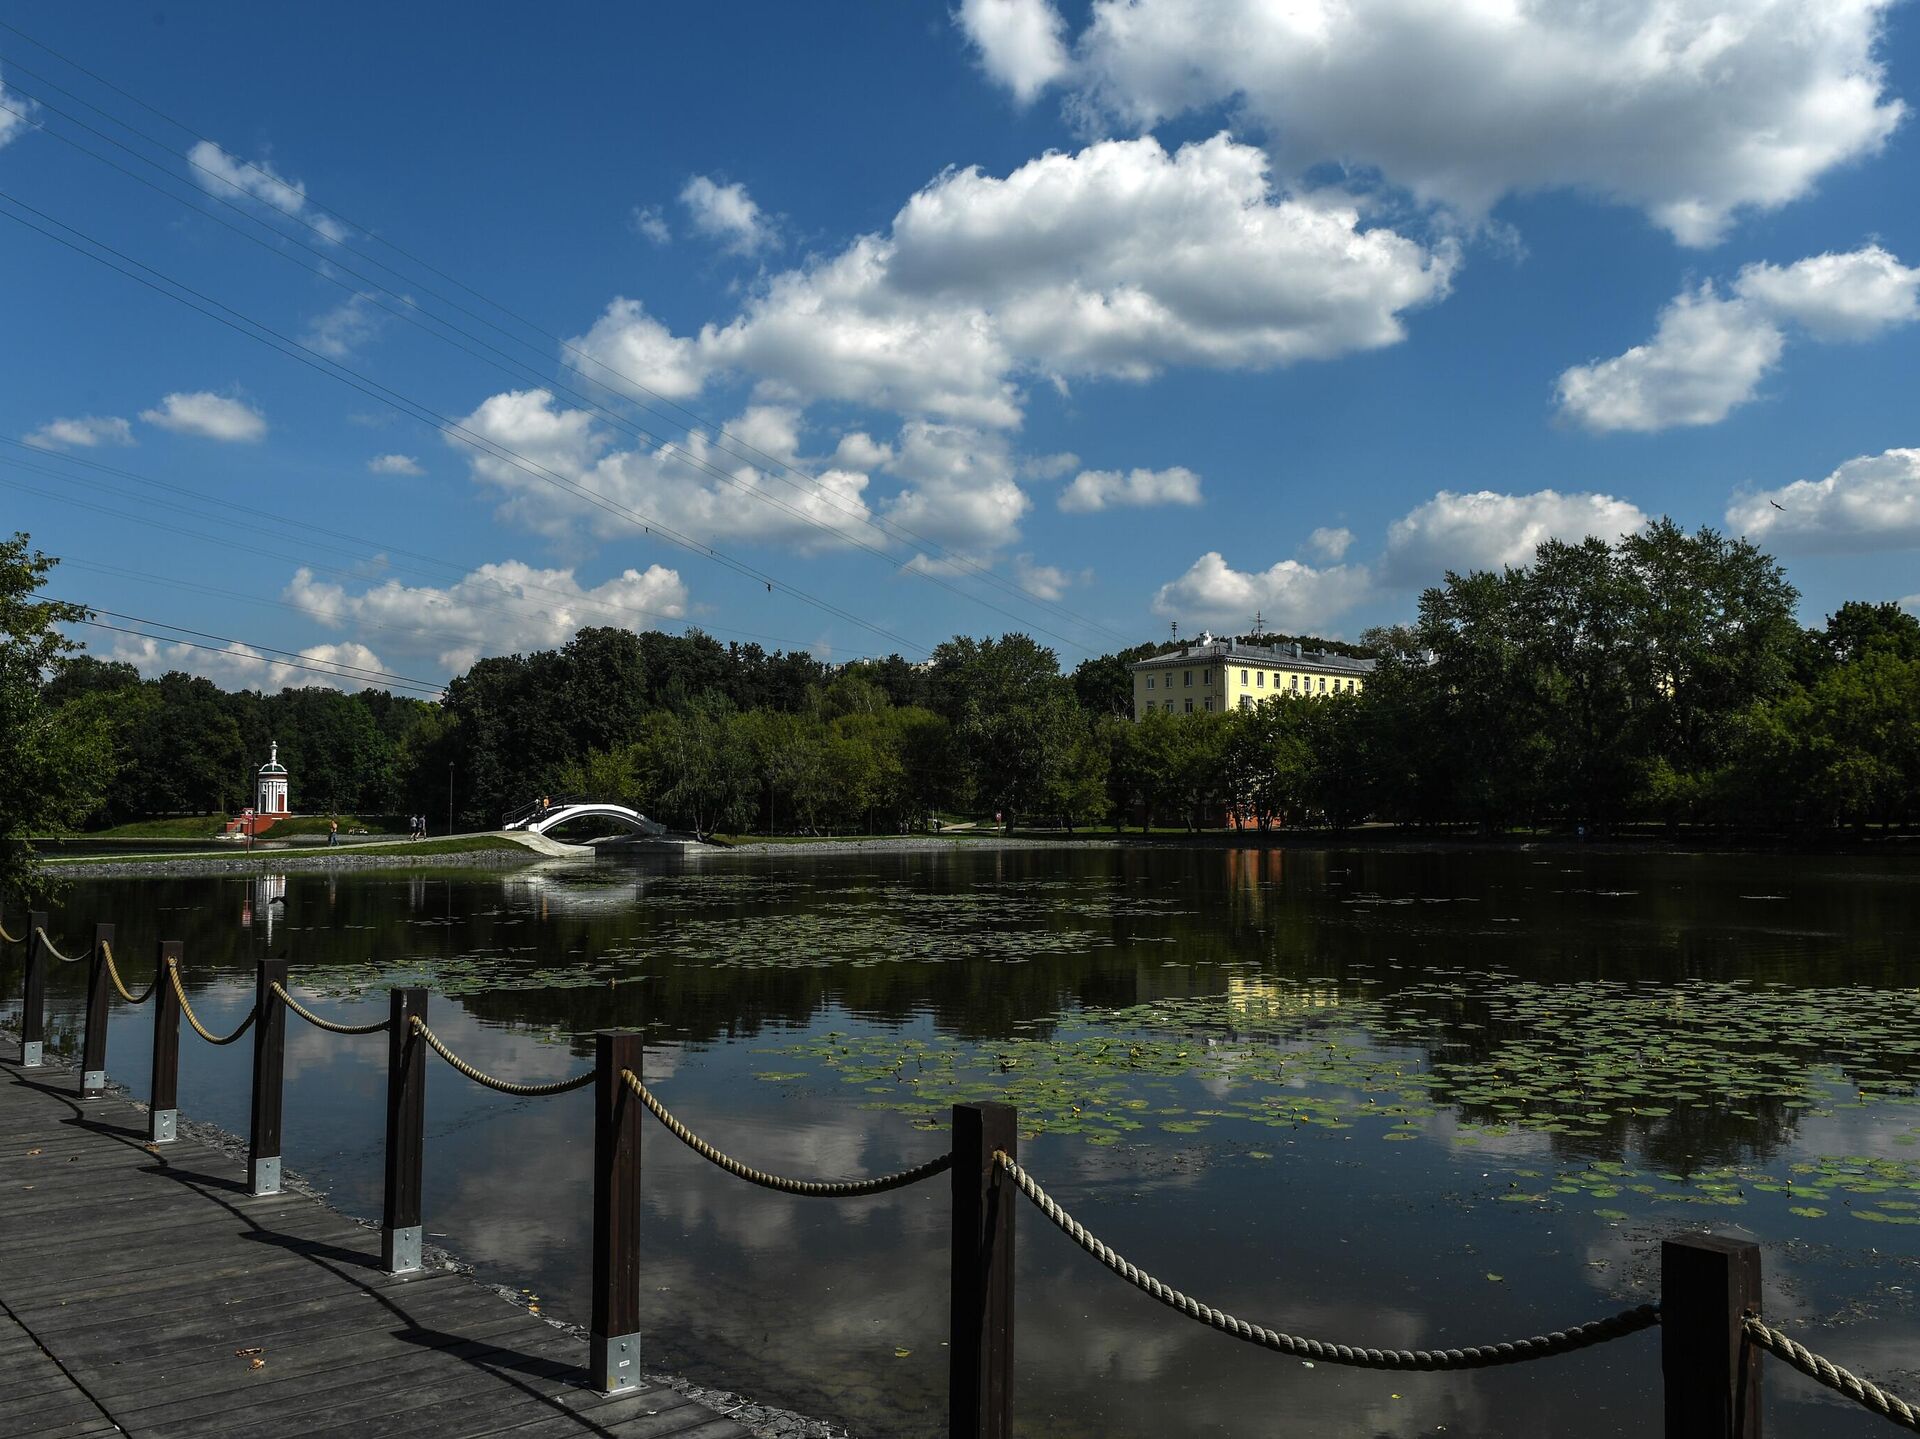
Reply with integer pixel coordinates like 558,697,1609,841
0,536,111,896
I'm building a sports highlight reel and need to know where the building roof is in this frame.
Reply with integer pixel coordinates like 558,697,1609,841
1129,637,1377,677
259,740,288,775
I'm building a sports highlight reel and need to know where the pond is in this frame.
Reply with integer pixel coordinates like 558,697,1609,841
6,844,1919,1437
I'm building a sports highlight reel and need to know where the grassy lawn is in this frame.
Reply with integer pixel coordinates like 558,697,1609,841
65,814,407,841
43,834,530,866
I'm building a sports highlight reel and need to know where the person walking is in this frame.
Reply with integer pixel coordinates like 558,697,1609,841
327,818,339,847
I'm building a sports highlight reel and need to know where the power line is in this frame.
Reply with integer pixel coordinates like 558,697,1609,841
0,27,1137,650
0,186,933,659
65,617,448,696
0,439,873,655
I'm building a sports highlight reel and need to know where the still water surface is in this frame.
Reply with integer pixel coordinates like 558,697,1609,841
7,845,1919,1437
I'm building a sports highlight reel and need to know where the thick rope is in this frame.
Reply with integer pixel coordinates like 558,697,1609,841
33,927,88,964
269,981,390,1036
167,961,257,1046
0,921,21,945
410,1018,596,1096
102,939,156,1005
997,1153,1659,1370
1744,1317,1920,1430
619,1068,953,1197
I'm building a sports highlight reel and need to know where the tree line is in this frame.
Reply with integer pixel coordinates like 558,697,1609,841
5,518,1918,895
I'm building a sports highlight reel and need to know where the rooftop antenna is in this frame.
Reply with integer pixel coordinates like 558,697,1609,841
1253,610,1264,637
1170,621,1179,643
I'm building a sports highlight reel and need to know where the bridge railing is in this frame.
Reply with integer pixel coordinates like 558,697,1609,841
7,897,1918,1436
500,794,598,829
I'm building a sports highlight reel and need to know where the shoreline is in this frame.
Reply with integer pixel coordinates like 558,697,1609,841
0,1028,855,1439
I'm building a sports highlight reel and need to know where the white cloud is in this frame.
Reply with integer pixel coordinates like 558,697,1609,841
565,298,710,401
1726,448,1920,552
367,453,423,476
686,133,1453,427
1066,0,1904,246
680,175,777,255
24,416,134,450
448,389,878,552
883,421,1029,554
103,632,403,694
1733,243,1920,341
1382,489,1650,584
1307,526,1354,561
1152,551,1370,631
1557,245,1920,431
304,291,387,359
186,139,346,243
630,204,671,245
286,559,690,675
830,431,893,472
139,391,268,442
0,69,35,150
958,0,1070,103
1556,288,1782,432
1058,465,1201,513
1021,451,1080,480
1012,553,1076,601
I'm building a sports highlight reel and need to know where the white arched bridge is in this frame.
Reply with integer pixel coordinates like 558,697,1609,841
501,798,668,839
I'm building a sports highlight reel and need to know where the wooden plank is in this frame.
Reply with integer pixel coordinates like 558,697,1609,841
0,1057,752,1439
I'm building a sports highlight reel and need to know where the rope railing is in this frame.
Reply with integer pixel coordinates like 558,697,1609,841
33,926,89,964
102,939,156,1005
0,920,22,945
1743,1317,1920,1431
618,1066,954,1197
167,959,256,1046
995,1151,1660,1371
269,981,390,1036
409,1016,596,1096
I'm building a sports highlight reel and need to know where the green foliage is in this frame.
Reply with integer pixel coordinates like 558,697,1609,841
0,534,111,896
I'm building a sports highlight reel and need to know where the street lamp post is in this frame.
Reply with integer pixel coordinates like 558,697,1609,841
446,762,454,838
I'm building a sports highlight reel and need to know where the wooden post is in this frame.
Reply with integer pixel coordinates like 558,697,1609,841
79,923,114,1094
148,941,182,1142
381,987,428,1274
248,958,289,1195
591,1029,645,1393
19,911,48,1066
950,1101,1017,1439
1662,1234,1763,1438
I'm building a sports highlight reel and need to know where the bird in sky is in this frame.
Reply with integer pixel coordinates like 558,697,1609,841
1770,500,1786,511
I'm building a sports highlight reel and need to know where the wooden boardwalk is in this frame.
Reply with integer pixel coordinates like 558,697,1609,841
0,1057,749,1439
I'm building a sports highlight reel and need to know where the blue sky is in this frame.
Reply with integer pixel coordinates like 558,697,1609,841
2,1,1917,693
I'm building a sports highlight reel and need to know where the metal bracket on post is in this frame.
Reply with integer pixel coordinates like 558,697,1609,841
149,940,182,1144
591,1029,646,1393
249,958,288,1196
20,911,48,1067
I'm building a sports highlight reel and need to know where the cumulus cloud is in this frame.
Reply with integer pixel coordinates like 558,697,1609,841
1557,245,1920,431
24,416,134,450
286,559,690,675
104,631,406,694
1058,465,1201,513
139,391,267,442
883,421,1030,555
1726,448,1920,552
1012,553,1076,601
1153,551,1370,631
1021,451,1080,480
1307,526,1354,561
367,453,423,476
187,139,346,242
681,175,777,255
1382,489,1649,585
448,389,878,552
630,204,670,245
564,298,710,401
1061,0,1903,246
575,134,1452,429
0,69,35,150
303,291,389,359
958,0,1070,103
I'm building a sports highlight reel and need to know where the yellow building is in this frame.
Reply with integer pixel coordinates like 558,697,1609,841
1130,635,1374,718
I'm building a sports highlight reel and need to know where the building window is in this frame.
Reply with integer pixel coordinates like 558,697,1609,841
1318,676,1327,693
1257,671,1265,687
1184,698,1193,714
1204,669,1212,685
1184,670,1192,687
1241,668,1249,685
1204,697,1213,712
1290,674,1298,692
1146,675,1155,689
1239,695,1252,711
